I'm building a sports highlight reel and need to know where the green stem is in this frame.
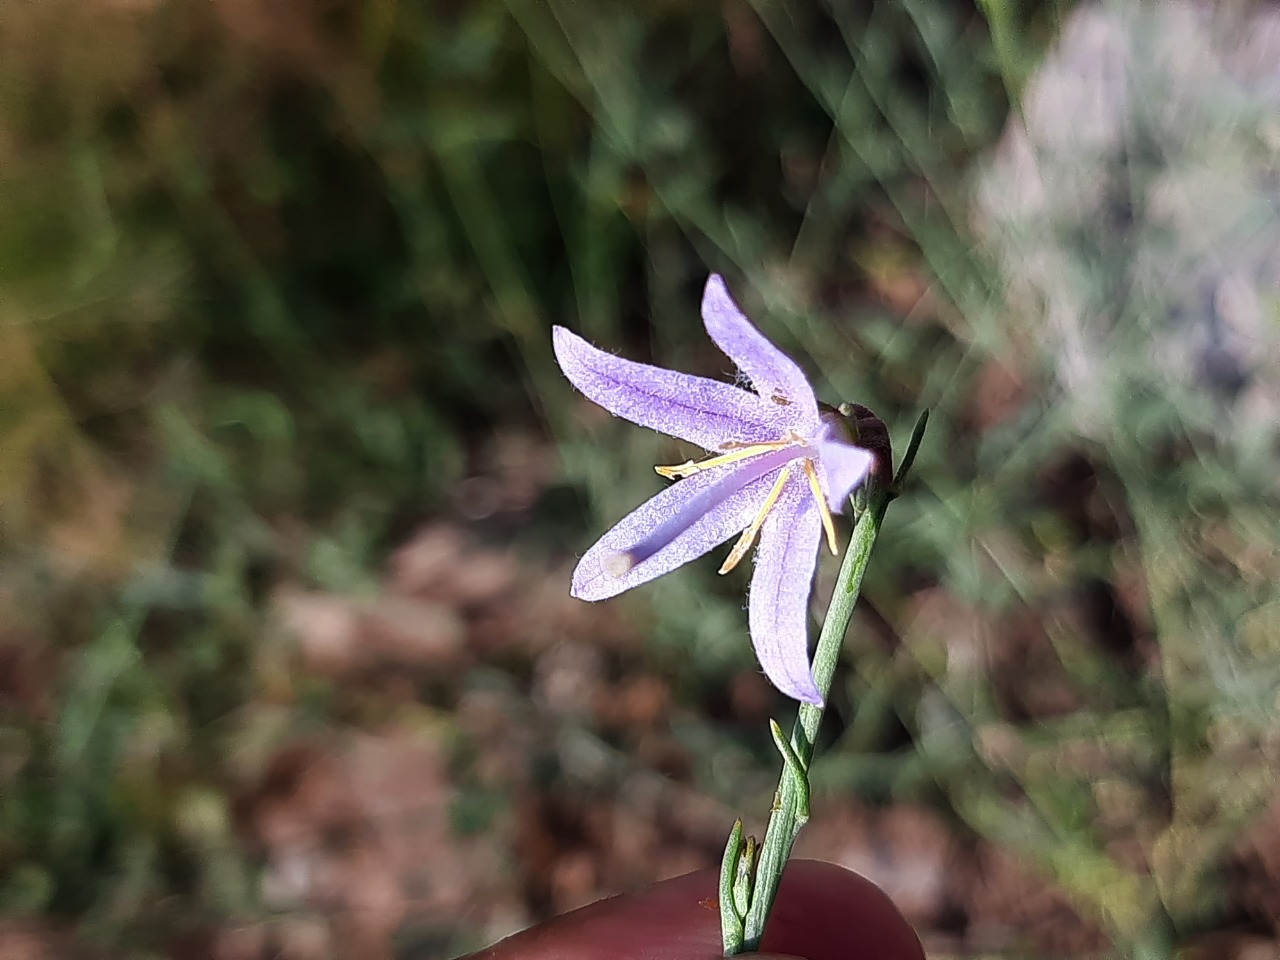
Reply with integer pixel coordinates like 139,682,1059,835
739,486,890,949
727,409,928,954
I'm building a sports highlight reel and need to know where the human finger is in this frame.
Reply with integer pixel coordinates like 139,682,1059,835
466,858,924,960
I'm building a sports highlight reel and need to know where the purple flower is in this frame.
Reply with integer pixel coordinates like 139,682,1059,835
552,275,874,704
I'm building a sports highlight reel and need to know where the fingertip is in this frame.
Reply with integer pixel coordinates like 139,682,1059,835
760,860,925,960
465,859,922,960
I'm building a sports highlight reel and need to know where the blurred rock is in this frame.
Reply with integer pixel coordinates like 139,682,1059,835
388,524,519,609
459,429,558,518
239,729,514,960
275,588,465,677
276,591,360,675
360,595,467,667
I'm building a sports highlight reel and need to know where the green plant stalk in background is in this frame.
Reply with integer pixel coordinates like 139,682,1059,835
721,410,928,955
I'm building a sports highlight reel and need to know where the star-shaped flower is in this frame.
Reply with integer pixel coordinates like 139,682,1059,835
552,275,875,704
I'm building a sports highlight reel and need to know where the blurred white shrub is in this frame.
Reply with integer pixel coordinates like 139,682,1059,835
976,1,1280,452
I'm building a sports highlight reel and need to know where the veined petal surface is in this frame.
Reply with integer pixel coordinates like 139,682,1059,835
553,326,779,452
700,275,820,430
571,461,781,602
748,479,824,704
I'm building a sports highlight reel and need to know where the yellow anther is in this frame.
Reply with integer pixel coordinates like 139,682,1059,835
718,468,791,575
654,440,795,480
802,460,839,555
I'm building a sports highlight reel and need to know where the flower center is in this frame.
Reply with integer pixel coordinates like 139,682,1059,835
627,434,841,578
715,457,839,574
605,445,802,578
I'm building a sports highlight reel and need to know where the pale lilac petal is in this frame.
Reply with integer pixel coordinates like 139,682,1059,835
749,478,824,704
815,419,875,512
571,452,794,602
701,275,820,429
553,326,779,452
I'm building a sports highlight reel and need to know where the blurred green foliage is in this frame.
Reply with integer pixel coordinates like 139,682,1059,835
2,0,1278,957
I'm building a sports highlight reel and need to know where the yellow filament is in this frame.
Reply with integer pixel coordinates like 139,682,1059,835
654,439,795,480
718,468,790,575
803,459,839,556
